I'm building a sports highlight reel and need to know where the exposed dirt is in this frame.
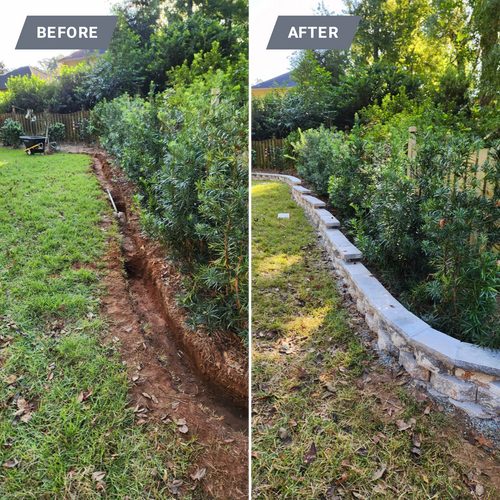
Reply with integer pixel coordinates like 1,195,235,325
66,145,248,499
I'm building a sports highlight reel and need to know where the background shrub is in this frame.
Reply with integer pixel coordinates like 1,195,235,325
76,118,97,143
0,119,24,147
293,127,345,196
48,122,65,144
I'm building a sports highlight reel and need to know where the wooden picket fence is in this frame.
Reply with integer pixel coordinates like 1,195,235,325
0,110,91,143
251,137,285,169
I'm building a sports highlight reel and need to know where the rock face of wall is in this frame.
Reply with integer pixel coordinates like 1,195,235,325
252,172,500,419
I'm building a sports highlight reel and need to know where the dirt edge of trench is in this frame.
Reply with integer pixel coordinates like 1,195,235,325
90,151,249,408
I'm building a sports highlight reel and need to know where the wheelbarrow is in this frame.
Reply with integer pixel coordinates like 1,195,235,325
20,136,46,155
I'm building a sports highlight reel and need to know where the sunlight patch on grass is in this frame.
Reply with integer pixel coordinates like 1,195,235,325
284,314,326,337
251,181,277,192
256,253,302,277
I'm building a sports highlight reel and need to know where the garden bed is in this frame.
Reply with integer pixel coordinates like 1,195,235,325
251,179,500,499
92,150,249,405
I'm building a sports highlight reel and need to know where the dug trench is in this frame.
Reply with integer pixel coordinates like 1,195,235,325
78,150,248,499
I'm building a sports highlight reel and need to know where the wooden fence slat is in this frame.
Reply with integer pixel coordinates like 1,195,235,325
0,110,91,143
251,138,285,169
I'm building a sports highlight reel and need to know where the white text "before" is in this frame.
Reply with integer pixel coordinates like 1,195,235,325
37,27,98,39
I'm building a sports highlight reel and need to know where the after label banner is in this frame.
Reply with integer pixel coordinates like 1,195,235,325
16,16,119,50
267,16,360,50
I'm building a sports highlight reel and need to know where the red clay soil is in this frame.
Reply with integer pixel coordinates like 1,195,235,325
67,146,249,499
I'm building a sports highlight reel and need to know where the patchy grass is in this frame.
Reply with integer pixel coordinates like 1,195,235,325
0,149,205,499
251,181,500,500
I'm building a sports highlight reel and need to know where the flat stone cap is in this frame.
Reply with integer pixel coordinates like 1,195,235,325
302,195,326,208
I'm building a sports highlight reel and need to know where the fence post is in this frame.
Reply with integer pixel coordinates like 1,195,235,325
210,88,220,115
408,126,417,177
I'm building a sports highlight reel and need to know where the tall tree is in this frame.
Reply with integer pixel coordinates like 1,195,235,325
37,55,66,76
343,0,395,64
427,0,471,72
167,0,247,24
116,0,163,45
470,0,500,103
344,0,445,76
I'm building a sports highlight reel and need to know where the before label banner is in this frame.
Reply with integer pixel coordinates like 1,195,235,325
16,16,119,50
267,16,360,50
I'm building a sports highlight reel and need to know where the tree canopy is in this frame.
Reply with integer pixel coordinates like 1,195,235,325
0,0,248,113
252,0,500,140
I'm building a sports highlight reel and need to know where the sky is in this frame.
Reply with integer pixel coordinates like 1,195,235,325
0,0,116,70
250,0,345,85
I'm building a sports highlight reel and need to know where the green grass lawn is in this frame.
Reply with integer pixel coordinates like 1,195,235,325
251,181,499,500
0,149,203,499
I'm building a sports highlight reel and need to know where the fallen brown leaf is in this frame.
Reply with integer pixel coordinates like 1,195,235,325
336,472,348,485
325,381,336,393
3,375,17,385
91,471,106,482
20,413,32,423
355,448,369,457
2,459,18,469
352,493,366,499
396,419,412,431
413,434,422,448
372,463,387,481
475,435,493,449
303,442,317,464
190,468,206,481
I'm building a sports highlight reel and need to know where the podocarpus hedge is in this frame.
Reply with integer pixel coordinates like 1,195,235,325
92,70,248,342
291,124,500,349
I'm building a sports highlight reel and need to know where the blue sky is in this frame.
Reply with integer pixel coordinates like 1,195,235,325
250,0,344,85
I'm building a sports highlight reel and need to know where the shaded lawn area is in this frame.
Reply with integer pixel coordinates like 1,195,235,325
0,149,203,499
251,181,499,500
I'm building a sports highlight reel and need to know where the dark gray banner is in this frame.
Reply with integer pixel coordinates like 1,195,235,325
16,16,118,50
267,16,360,50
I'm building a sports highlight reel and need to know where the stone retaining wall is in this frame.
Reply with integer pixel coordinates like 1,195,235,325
252,172,500,418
